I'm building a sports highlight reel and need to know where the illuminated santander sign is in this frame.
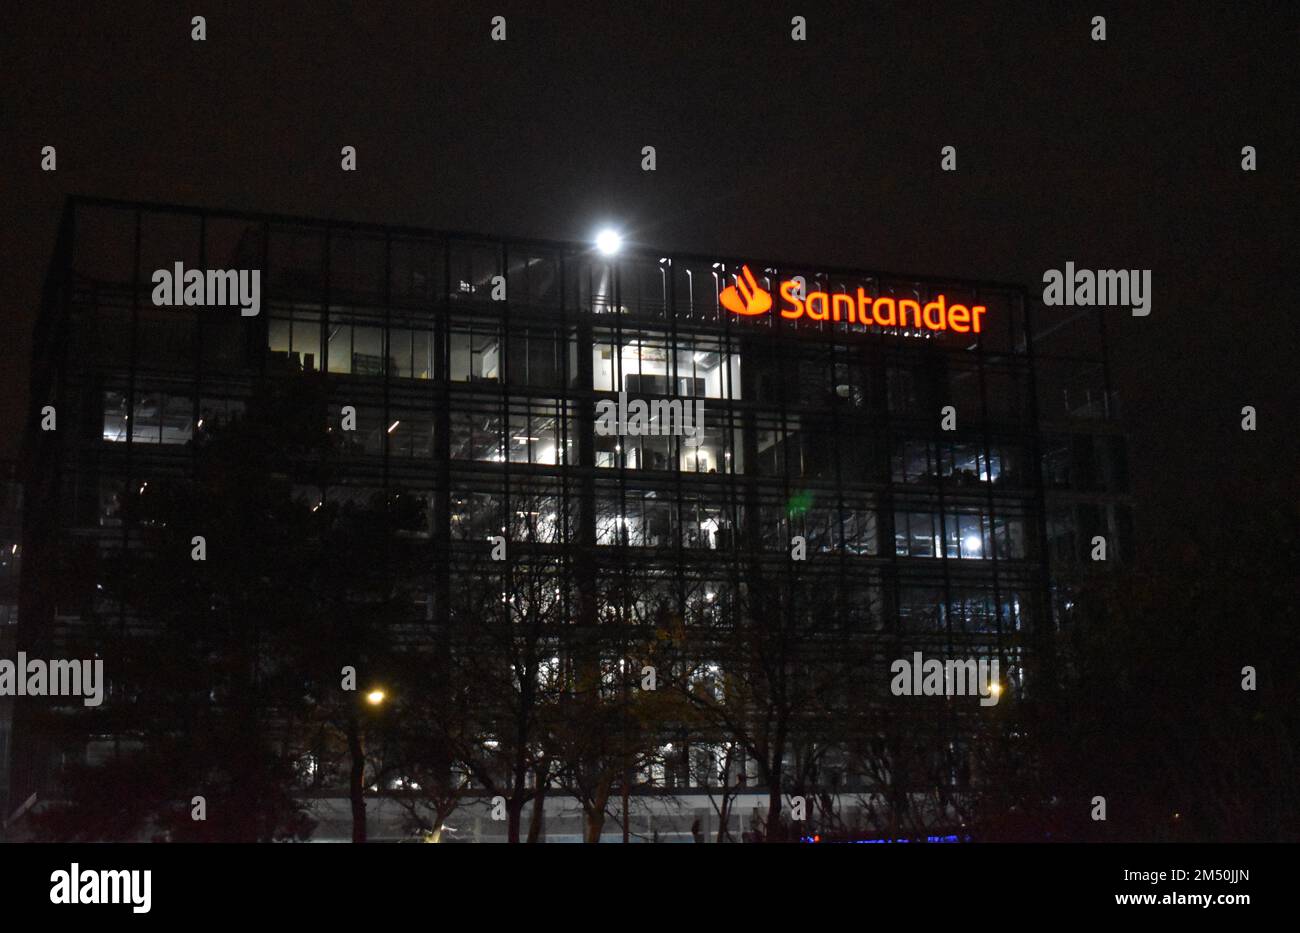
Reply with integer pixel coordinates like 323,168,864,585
721,265,987,334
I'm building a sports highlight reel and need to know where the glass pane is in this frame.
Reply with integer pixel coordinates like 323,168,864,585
103,391,129,442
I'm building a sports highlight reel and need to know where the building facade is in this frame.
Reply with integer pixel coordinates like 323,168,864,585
12,197,1131,839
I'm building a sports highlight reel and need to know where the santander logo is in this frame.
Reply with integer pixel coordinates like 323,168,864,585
719,265,772,316
720,264,987,335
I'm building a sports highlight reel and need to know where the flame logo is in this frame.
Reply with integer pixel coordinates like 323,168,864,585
719,265,772,316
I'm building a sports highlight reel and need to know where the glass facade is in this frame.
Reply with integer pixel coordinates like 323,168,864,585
17,198,1132,810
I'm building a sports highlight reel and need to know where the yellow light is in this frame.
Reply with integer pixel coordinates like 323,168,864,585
989,682,1003,696
366,689,385,705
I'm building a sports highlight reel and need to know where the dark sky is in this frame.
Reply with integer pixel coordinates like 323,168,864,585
2,1,1295,556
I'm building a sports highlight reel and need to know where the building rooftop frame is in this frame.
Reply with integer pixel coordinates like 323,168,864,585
59,195,1031,297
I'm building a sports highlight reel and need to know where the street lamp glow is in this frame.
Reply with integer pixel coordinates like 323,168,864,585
595,229,622,255
366,689,386,705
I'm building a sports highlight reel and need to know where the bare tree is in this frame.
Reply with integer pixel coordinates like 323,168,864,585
671,561,849,842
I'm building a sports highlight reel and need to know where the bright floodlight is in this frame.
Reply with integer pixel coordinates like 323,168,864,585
366,689,386,706
595,229,622,255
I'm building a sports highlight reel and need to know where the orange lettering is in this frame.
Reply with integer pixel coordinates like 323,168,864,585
948,304,971,332
832,293,855,323
922,296,946,330
806,292,829,321
873,297,896,326
899,299,923,329
856,288,873,325
779,280,804,319
972,305,986,333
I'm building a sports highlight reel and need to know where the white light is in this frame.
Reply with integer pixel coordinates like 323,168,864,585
963,535,983,553
595,229,622,255
388,420,401,434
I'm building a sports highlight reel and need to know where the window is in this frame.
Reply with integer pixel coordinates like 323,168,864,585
672,337,735,400
351,325,384,376
579,259,615,314
1046,507,1078,565
386,415,435,459
620,428,672,472
623,489,674,548
449,243,502,301
104,391,195,445
898,586,944,632
753,416,785,476
993,514,1028,560
450,408,504,462
592,331,739,400
832,347,869,409
837,427,878,482
595,494,624,546
198,397,245,430
784,498,836,553
389,319,434,380
450,322,501,382
99,478,126,526
840,504,879,555
331,235,386,304
680,420,731,475
507,250,560,308
390,237,443,309
895,510,938,558
136,308,196,372
887,366,919,414
267,226,325,301
618,335,672,395
892,439,936,484
941,441,988,486
508,488,564,543
507,328,561,388
681,497,731,550
284,311,322,372
989,442,1027,487
946,511,991,560
326,315,387,376
507,401,566,466
103,391,129,442
788,416,836,480
760,499,791,551
1042,435,1072,488
390,488,435,538
338,406,386,456
450,489,504,540
792,346,833,409
672,263,724,323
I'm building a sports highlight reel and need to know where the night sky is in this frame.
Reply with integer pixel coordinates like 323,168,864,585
2,1,1295,556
